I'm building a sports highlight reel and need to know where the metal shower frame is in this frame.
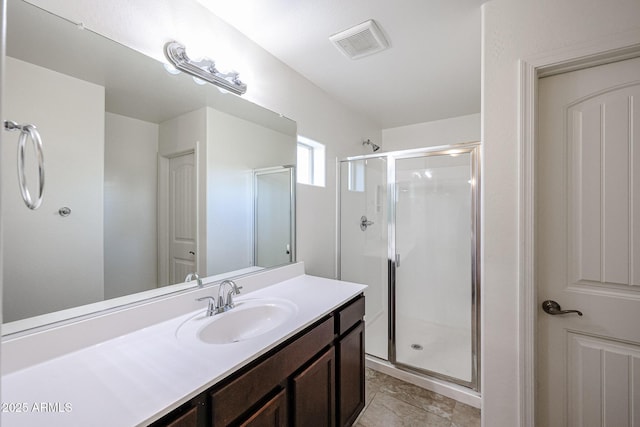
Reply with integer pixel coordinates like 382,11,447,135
337,141,481,391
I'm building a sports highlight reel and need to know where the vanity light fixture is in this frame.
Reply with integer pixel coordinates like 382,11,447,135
164,41,247,95
162,62,181,75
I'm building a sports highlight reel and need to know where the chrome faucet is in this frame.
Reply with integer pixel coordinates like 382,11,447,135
185,272,203,288
196,279,243,317
217,279,243,312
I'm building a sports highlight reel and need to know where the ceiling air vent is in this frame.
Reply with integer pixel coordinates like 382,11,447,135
329,20,389,60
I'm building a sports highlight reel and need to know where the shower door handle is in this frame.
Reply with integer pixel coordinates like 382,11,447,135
395,253,400,268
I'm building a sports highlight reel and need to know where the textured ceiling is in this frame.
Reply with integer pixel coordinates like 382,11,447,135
197,0,483,129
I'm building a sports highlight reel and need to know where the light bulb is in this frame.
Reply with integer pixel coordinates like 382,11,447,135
163,63,180,75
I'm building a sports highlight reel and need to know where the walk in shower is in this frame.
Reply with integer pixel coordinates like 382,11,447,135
338,143,480,391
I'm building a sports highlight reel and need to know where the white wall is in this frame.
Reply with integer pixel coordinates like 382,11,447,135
104,113,159,298
382,113,480,151
482,1,640,425
205,107,295,274
158,109,206,158
3,57,105,322
25,0,381,280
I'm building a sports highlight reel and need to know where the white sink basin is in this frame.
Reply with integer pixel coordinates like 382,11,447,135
177,298,298,345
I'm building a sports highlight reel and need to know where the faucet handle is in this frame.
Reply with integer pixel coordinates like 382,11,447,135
227,280,243,294
226,290,239,308
196,296,217,316
222,280,242,308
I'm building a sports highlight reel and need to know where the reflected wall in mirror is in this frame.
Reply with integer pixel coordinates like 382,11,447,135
2,0,296,329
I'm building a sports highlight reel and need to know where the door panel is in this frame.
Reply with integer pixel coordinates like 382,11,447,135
569,86,639,292
567,333,640,427
169,152,196,284
537,56,640,426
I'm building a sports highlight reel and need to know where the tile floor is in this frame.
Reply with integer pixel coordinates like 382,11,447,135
354,368,481,427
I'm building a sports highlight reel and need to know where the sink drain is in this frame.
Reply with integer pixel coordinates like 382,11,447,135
411,343,423,350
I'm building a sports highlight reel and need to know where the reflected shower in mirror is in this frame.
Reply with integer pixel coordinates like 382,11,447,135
2,0,296,330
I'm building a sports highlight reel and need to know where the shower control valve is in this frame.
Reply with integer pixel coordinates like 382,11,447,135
360,215,374,231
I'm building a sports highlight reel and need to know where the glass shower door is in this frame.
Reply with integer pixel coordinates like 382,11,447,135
339,157,388,360
392,149,479,387
254,167,294,268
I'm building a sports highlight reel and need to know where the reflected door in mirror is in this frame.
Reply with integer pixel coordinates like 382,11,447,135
168,152,197,284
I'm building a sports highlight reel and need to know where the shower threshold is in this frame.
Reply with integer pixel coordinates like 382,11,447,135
365,355,481,409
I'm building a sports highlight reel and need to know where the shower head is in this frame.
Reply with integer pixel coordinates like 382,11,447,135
363,139,380,152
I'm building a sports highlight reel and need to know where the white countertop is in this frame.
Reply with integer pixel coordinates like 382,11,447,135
1,274,366,426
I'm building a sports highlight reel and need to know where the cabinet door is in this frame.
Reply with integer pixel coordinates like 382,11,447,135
151,394,207,427
239,389,287,427
162,407,198,427
338,321,365,427
292,347,336,427
211,318,334,426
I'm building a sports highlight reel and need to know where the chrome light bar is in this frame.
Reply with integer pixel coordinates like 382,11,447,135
164,41,247,95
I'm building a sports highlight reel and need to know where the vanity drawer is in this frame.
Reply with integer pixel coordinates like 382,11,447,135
336,295,365,336
210,316,334,425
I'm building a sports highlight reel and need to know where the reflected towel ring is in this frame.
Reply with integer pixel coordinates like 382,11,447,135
4,120,45,210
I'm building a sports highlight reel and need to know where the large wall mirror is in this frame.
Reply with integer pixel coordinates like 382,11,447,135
2,0,297,334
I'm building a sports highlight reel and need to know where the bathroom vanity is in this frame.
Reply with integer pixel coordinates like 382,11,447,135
1,265,366,426
152,295,365,427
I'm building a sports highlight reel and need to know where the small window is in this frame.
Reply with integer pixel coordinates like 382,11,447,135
347,161,365,192
297,136,325,187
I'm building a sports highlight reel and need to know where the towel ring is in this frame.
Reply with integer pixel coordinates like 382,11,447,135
4,120,45,210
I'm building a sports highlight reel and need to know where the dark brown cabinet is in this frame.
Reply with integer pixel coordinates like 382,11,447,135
337,322,365,427
150,394,208,427
164,407,198,427
239,389,287,427
151,294,364,427
292,347,335,427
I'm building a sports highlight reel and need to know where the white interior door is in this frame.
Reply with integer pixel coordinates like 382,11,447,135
537,56,640,426
168,152,196,284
